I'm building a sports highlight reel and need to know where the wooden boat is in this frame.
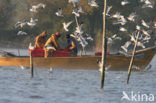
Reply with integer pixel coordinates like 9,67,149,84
0,46,155,71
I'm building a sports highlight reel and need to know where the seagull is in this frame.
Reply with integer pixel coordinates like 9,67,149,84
129,34,136,42
110,12,122,19
20,65,25,70
144,0,152,5
142,4,153,8
78,6,84,13
139,0,146,3
38,3,46,8
85,33,93,41
112,34,122,40
88,0,99,7
17,31,27,35
108,38,113,44
121,41,131,52
118,16,127,25
72,9,80,17
63,21,73,31
136,25,142,30
29,43,34,50
106,6,112,16
29,8,38,13
154,22,156,28
97,61,111,72
27,22,36,27
48,67,53,74
127,12,136,22
75,26,84,34
15,21,27,28
68,0,79,7
137,41,145,48
121,0,129,6
142,35,151,41
142,29,151,36
119,27,127,32
141,19,150,28
55,8,64,17
30,17,38,23
132,65,141,70
77,35,88,47
29,3,46,13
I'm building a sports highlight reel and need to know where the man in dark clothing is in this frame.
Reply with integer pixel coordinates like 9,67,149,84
66,34,77,56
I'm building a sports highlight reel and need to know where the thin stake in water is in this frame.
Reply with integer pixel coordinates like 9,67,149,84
101,0,107,89
127,30,141,84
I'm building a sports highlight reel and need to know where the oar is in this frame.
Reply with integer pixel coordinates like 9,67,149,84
127,30,140,84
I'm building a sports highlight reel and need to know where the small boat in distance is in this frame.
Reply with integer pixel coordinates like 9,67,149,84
0,46,155,71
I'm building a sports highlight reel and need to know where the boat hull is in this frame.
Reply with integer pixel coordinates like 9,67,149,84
0,46,155,71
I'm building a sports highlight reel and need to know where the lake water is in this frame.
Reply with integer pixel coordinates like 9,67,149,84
0,49,156,103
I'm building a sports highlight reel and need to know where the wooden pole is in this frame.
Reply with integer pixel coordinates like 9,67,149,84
30,51,34,78
101,0,107,89
127,30,140,84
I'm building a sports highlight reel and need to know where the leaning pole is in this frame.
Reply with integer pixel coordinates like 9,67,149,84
127,30,140,84
101,0,107,89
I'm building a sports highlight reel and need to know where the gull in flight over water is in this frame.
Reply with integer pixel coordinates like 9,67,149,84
88,0,99,7
55,8,64,17
63,21,73,31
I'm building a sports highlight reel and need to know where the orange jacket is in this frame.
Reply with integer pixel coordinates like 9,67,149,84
34,31,47,48
44,34,59,49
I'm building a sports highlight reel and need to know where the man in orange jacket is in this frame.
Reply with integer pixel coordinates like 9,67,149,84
44,32,61,57
34,31,47,48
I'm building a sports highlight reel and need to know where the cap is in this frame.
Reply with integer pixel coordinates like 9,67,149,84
55,32,61,37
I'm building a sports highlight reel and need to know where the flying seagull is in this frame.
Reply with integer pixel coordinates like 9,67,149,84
121,0,129,6
63,21,73,31
127,12,136,22
17,31,27,35
55,8,64,17
88,0,99,7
